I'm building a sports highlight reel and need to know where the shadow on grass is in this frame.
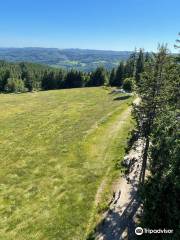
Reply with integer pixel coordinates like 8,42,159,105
86,166,143,240
113,95,131,101
86,194,141,240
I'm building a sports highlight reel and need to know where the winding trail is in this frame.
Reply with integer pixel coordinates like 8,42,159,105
94,107,133,204
85,102,135,235
95,98,143,240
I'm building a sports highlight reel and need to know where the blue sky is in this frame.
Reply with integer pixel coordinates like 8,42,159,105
0,0,179,52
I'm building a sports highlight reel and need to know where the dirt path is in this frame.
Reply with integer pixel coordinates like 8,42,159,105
94,95,143,240
94,106,132,204
95,138,143,240
85,103,134,234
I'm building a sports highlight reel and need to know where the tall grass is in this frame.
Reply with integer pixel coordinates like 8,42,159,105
0,87,133,240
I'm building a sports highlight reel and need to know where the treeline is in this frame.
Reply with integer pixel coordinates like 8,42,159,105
133,44,180,239
0,50,147,93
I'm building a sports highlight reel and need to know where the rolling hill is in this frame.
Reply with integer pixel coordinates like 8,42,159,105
0,48,132,71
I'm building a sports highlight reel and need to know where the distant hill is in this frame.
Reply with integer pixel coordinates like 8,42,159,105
0,47,132,71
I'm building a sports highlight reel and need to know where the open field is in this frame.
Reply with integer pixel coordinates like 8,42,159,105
0,87,134,240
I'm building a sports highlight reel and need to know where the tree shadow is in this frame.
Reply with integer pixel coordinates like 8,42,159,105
93,193,141,240
87,140,144,240
109,89,122,94
88,162,143,240
113,95,131,101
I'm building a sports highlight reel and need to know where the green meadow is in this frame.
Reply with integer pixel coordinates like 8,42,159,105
0,87,134,240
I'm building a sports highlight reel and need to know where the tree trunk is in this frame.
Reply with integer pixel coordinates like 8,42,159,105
139,137,149,184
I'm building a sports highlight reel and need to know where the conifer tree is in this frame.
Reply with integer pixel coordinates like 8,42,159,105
140,48,180,237
114,62,124,86
135,49,144,83
124,51,137,79
88,66,107,86
133,45,169,184
109,68,116,86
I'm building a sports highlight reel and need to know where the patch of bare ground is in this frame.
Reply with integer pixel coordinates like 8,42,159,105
95,138,144,240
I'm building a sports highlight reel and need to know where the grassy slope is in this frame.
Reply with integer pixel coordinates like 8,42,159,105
0,87,134,240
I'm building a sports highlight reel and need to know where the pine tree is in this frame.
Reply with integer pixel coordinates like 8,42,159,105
20,63,34,91
0,69,10,91
114,62,124,87
109,68,116,86
141,57,180,238
24,71,34,92
133,46,170,184
42,70,50,90
135,49,144,83
55,69,65,89
88,66,107,86
124,52,137,79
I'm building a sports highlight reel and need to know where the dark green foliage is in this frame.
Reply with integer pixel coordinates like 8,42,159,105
42,71,56,90
65,70,83,88
134,44,180,238
144,52,151,63
124,52,136,78
141,109,180,239
134,46,169,139
113,62,124,86
135,49,144,83
123,77,134,92
0,61,105,93
87,66,107,86
0,68,10,91
55,69,66,89
109,68,116,86
175,33,180,62
108,51,145,88
5,78,25,93
24,71,34,91
0,51,147,93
